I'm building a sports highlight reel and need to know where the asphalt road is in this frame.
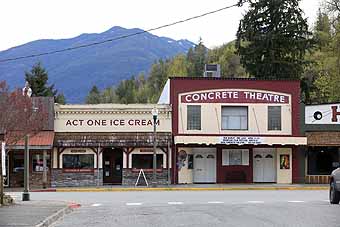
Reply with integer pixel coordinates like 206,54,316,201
8,190,340,227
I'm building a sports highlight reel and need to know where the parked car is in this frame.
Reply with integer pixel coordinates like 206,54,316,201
330,165,340,204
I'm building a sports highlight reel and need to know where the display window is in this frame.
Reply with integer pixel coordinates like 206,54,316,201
132,154,163,169
63,154,94,169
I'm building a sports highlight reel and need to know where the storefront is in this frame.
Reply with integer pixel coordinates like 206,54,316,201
3,97,55,188
159,77,307,184
6,131,54,188
52,104,172,187
304,103,340,184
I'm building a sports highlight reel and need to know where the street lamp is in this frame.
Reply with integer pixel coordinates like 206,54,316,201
151,107,158,187
22,135,30,201
22,82,32,201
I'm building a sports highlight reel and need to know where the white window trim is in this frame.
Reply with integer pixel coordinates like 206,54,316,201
222,149,249,166
268,106,282,131
221,106,248,131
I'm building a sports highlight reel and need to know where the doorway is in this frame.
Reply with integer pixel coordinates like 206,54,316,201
102,148,123,184
193,148,216,183
253,148,276,183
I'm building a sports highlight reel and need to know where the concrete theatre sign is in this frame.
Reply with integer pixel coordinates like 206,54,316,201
305,104,340,124
181,90,289,104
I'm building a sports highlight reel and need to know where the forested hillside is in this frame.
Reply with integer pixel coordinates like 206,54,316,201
86,0,340,105
85,40,247,104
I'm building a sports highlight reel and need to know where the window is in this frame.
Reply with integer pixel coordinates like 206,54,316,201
207,154,215,159
268,106,281,130
187,105,201,130
221,106,248,130
229,150,242,165
32,153,50,172
195,154,203,159
13,154,24,172
307,147,340,175
132,154,163,169
222,149,249,166
63,154,94,169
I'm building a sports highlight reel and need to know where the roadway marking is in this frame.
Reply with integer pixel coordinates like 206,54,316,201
288,201,305,203
126,203,142,206
91,203,102,207
168,202,183,205
207,201,224,204
247,201,264,204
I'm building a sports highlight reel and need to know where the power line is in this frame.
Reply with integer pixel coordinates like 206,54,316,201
0,3,238,63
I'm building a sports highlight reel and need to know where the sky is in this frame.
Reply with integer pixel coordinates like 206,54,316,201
0,0,322,51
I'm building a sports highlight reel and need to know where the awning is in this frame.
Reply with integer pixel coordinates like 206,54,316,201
306,132,340,146
54,132,172,147
6,131,54,150
175,135,307,146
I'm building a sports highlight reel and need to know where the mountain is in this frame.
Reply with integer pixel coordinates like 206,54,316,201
0,26,194,103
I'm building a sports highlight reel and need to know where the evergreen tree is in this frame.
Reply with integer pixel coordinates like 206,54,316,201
85,85,101,104
167,55,188,77
186,38,207,77
315,9,332,49
325,0,340,26
236,0,314,79
134,74,149,103
101,87,117,103
146,60,169,103
115,79,137,104
55,93,66,104
25,62,66,103
207,42,247,78
300,4,340,104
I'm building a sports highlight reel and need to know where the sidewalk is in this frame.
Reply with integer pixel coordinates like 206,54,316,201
5,183,329,193
0,200,75,227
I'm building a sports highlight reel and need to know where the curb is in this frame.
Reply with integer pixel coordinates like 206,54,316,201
54,186,329,192
34,203,77,227
32,189,57,192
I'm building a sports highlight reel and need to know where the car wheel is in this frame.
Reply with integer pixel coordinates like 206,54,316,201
330,181,340,204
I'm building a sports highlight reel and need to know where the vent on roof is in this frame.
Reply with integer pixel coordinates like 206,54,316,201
204,64,220,78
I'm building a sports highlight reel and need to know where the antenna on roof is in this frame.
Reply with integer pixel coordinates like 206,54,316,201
204,64,221,78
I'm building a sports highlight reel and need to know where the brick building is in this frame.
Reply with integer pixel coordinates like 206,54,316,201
5,97,54,188
303,103,340,183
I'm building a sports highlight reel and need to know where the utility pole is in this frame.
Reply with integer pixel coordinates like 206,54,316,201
22,135,30,201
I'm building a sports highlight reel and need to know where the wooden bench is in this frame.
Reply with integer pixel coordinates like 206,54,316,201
225,171,247,183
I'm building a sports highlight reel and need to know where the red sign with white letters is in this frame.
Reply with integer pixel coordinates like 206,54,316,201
181,90,289,104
